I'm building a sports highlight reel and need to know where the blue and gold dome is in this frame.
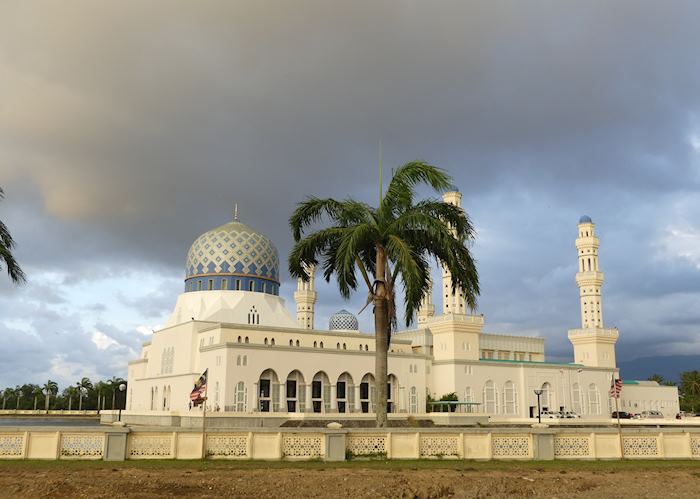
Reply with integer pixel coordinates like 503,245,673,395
185,217,280,295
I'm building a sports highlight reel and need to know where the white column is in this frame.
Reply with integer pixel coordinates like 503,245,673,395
305,384,312,413
330,384,337,413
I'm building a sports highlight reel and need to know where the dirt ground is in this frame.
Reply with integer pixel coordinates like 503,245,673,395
0,461,699,498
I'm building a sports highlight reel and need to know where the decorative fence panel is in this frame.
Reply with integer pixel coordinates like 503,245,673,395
419,434,460,458
60,433,104,459
0,433,24,458
128,433,173,459
491,434,531,458
346,434,387,457
622,436,660,458
207,434,249,458
554,435,591,458
281,434,323,458
691,436,700,457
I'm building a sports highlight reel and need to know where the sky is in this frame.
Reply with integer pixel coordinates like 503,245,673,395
1,1,700,389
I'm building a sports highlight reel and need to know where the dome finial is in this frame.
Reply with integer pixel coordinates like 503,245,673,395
233,203,239,221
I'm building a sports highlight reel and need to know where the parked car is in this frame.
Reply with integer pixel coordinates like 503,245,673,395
561,411,580,419
611,411,633,419
639,410,664,419
540,410,560,419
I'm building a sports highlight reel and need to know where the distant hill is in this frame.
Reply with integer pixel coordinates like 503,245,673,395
617,355,700,383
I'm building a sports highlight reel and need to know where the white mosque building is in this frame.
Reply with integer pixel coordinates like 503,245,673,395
126,190,679,420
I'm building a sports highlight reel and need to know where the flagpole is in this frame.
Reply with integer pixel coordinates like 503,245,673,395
201,377,208,460
614,375,624,460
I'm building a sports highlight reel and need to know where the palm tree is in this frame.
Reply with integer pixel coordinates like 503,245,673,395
648,374,664,384
0,187,26,284
32,387,42,411
78,378,92,411
680,370,700,412
42,380,58,412
107,376,126,410
1,387,10,410
14,386,23,410
289,162,479,426
64,386,79,411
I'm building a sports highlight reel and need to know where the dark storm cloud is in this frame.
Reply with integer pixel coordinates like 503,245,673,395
0,0,699,385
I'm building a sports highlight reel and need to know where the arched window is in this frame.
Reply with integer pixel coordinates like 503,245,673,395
359,344,363,351
236,355,241,366
343,343,346,350
588,383,600,415
313,341,317,348
572,383,583,414
503,380,518,415
320,342,324,349
337,343,340,350
245,336,249,343
409,386,417,413
248,306,259,325
483,380,498,414
295,340,300,347
289,339,294,346
242,355,247,366
364,345,368,351
541,382,553,410
464,386,473,403
249,281,254,291
264,338,268,345
237,336,242,343
270,338,275,346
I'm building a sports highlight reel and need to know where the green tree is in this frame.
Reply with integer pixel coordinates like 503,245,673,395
42,380,58,412
14,385,24,410
680,370,700,412
63,386,79,411
107,376,126,409
1,387,11,410
648,374,664,384
32,386,42,411
289,162,479,426
77,378,93,411
0,187,26,284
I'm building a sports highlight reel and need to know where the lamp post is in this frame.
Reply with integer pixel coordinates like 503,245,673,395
534,389,543,423
118,383,127,422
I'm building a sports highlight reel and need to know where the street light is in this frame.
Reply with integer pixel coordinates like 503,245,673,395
534,389,543,423
118,384,127,422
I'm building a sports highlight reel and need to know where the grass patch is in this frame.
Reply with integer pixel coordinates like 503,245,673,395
0,459,699,473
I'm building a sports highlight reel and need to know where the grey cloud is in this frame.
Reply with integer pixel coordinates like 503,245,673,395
0,0,699,379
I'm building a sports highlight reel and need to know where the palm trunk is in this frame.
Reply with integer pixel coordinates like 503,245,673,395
68,396,72,411
374,245,389,427
45,393,50,413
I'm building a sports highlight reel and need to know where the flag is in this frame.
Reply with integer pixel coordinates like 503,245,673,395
190,368,208,405
609,377,623,399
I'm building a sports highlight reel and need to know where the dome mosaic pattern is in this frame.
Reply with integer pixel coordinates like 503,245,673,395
185,220,280,294
329,309,359,331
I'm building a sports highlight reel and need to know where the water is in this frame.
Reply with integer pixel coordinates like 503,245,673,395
0,417,101,427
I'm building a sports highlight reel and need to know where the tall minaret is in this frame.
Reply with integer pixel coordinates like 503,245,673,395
576,215,604,328
568,215,618,368
417,277,435,324
294,264,317,329
441,189,467,315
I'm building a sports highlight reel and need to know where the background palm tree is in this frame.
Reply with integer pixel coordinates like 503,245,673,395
14,386,24,410
64,386,79,411
78,378,92,411
0,187,26,284
32,386,42,411
1,387,10,410
107,376,126,409
680,370,700,412
289,162,479,426
42,380,58,412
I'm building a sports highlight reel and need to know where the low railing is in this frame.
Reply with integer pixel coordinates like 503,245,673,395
1,427,699,461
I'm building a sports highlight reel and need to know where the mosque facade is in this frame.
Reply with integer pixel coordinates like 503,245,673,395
126,190,679,419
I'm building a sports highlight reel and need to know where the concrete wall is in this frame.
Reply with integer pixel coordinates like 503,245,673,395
2,426,699,461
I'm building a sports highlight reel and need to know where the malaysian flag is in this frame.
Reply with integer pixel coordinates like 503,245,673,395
609,377,623,399
190,368,208,405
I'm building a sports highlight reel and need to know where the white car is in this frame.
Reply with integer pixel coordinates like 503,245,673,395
540,410,560,419
640,410,664,419
561,411,581,419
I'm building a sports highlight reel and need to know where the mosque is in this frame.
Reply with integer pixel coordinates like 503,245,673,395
125,189,679,420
